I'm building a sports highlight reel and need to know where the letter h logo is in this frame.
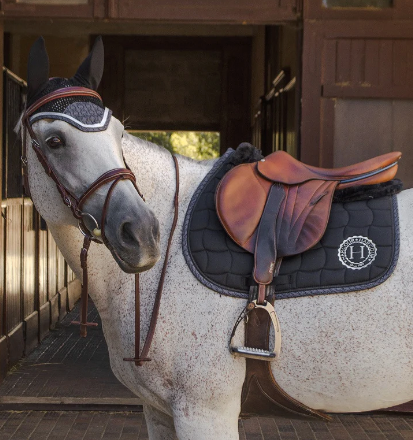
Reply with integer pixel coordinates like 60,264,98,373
348,245,365,260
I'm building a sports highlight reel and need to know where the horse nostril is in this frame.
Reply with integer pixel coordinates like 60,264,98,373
121,222,136,245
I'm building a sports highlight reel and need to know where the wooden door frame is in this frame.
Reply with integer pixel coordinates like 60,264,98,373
1,0,105,19
2,0,299,22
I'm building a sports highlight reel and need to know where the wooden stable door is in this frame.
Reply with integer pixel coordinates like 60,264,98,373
301,19,413,189
99,36,252,153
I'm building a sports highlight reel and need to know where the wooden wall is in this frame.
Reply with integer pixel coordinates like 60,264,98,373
0,69,81,385
301,1,413,189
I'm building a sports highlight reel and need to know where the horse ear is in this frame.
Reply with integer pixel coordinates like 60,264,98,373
27,37,50,103
73,36,104,91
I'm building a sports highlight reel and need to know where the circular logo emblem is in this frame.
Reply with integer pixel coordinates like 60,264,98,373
338,236,377,270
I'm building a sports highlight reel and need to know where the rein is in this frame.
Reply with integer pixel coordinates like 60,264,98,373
23,86,179,366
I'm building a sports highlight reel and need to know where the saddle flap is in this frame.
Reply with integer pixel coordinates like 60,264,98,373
216,163,271,251
276,180,339,257
216,161,339,258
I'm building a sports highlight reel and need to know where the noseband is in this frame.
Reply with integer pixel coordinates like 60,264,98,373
23,87,180,366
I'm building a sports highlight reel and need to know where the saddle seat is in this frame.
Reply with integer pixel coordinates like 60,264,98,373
216,150,401,287
258,150,401,187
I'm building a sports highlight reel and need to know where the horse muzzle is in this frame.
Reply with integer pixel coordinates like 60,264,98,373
105,209,161,274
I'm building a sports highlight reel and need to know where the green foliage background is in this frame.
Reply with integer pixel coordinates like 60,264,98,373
130,131,220,160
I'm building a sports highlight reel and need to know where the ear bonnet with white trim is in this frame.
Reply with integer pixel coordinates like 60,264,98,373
27,36,111,132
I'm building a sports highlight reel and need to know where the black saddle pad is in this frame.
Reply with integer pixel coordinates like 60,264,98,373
183,148,401,300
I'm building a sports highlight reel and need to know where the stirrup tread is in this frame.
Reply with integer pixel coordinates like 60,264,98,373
231,346,276,361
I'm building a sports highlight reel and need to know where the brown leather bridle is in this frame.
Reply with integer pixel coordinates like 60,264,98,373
22,86,179,366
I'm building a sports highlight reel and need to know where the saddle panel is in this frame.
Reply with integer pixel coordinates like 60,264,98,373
257,150,401,185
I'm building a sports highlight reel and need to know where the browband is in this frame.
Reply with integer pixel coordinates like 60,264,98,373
25,87,102,118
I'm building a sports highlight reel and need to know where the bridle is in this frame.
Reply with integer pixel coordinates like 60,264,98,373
22,86,179,366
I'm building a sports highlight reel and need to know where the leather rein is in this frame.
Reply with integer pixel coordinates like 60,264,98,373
22,86,180,366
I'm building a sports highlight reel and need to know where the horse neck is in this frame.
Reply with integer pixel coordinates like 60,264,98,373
33,133,216,333
122,135,215,236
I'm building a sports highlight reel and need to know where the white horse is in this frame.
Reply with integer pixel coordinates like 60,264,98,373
24,37,413,440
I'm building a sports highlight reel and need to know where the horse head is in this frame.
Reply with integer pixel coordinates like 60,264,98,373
24,36,160,273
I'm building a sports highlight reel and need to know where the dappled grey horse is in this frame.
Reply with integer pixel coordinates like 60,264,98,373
22,37,413,440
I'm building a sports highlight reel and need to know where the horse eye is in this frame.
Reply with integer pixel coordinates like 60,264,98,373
46,136,64,149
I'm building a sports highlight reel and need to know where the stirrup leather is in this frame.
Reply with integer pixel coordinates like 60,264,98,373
229,300,281,361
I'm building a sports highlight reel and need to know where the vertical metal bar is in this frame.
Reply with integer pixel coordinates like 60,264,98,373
35,211,40,344
1,70,7,339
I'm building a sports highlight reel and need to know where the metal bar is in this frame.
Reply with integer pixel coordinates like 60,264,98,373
272,70,286,88
284,77,296,92
2,67,26,87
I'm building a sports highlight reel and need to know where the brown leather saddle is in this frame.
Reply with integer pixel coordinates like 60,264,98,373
216,150,401,359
